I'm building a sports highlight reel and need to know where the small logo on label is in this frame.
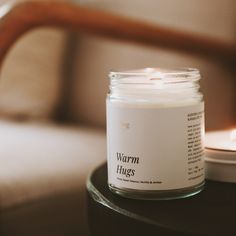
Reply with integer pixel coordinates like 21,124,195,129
121,122,130,129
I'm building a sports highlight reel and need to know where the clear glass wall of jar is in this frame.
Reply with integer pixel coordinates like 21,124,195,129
106,68,205,200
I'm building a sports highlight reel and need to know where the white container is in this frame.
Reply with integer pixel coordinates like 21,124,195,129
205,130,236,183
106,68,205,200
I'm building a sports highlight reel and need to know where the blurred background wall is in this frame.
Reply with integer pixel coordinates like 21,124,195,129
0,0,235,130
67,0,236,130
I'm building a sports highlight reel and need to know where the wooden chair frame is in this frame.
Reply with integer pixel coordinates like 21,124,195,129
0,1,235,120
0,1,235,65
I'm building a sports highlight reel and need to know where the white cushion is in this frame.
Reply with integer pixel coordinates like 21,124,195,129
0,29,66,120
0,120,106,208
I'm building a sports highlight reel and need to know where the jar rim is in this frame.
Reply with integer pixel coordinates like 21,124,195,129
109,67,200,83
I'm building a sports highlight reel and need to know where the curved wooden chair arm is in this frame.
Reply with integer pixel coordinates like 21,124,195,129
0,1,235,69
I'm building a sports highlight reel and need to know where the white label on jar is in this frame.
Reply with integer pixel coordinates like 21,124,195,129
107,102,205,190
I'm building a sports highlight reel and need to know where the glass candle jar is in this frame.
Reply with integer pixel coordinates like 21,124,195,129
106,68,205,200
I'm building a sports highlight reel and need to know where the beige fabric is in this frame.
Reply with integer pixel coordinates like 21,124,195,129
0,120,106,209
0,29,66,120
69,0,236,130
